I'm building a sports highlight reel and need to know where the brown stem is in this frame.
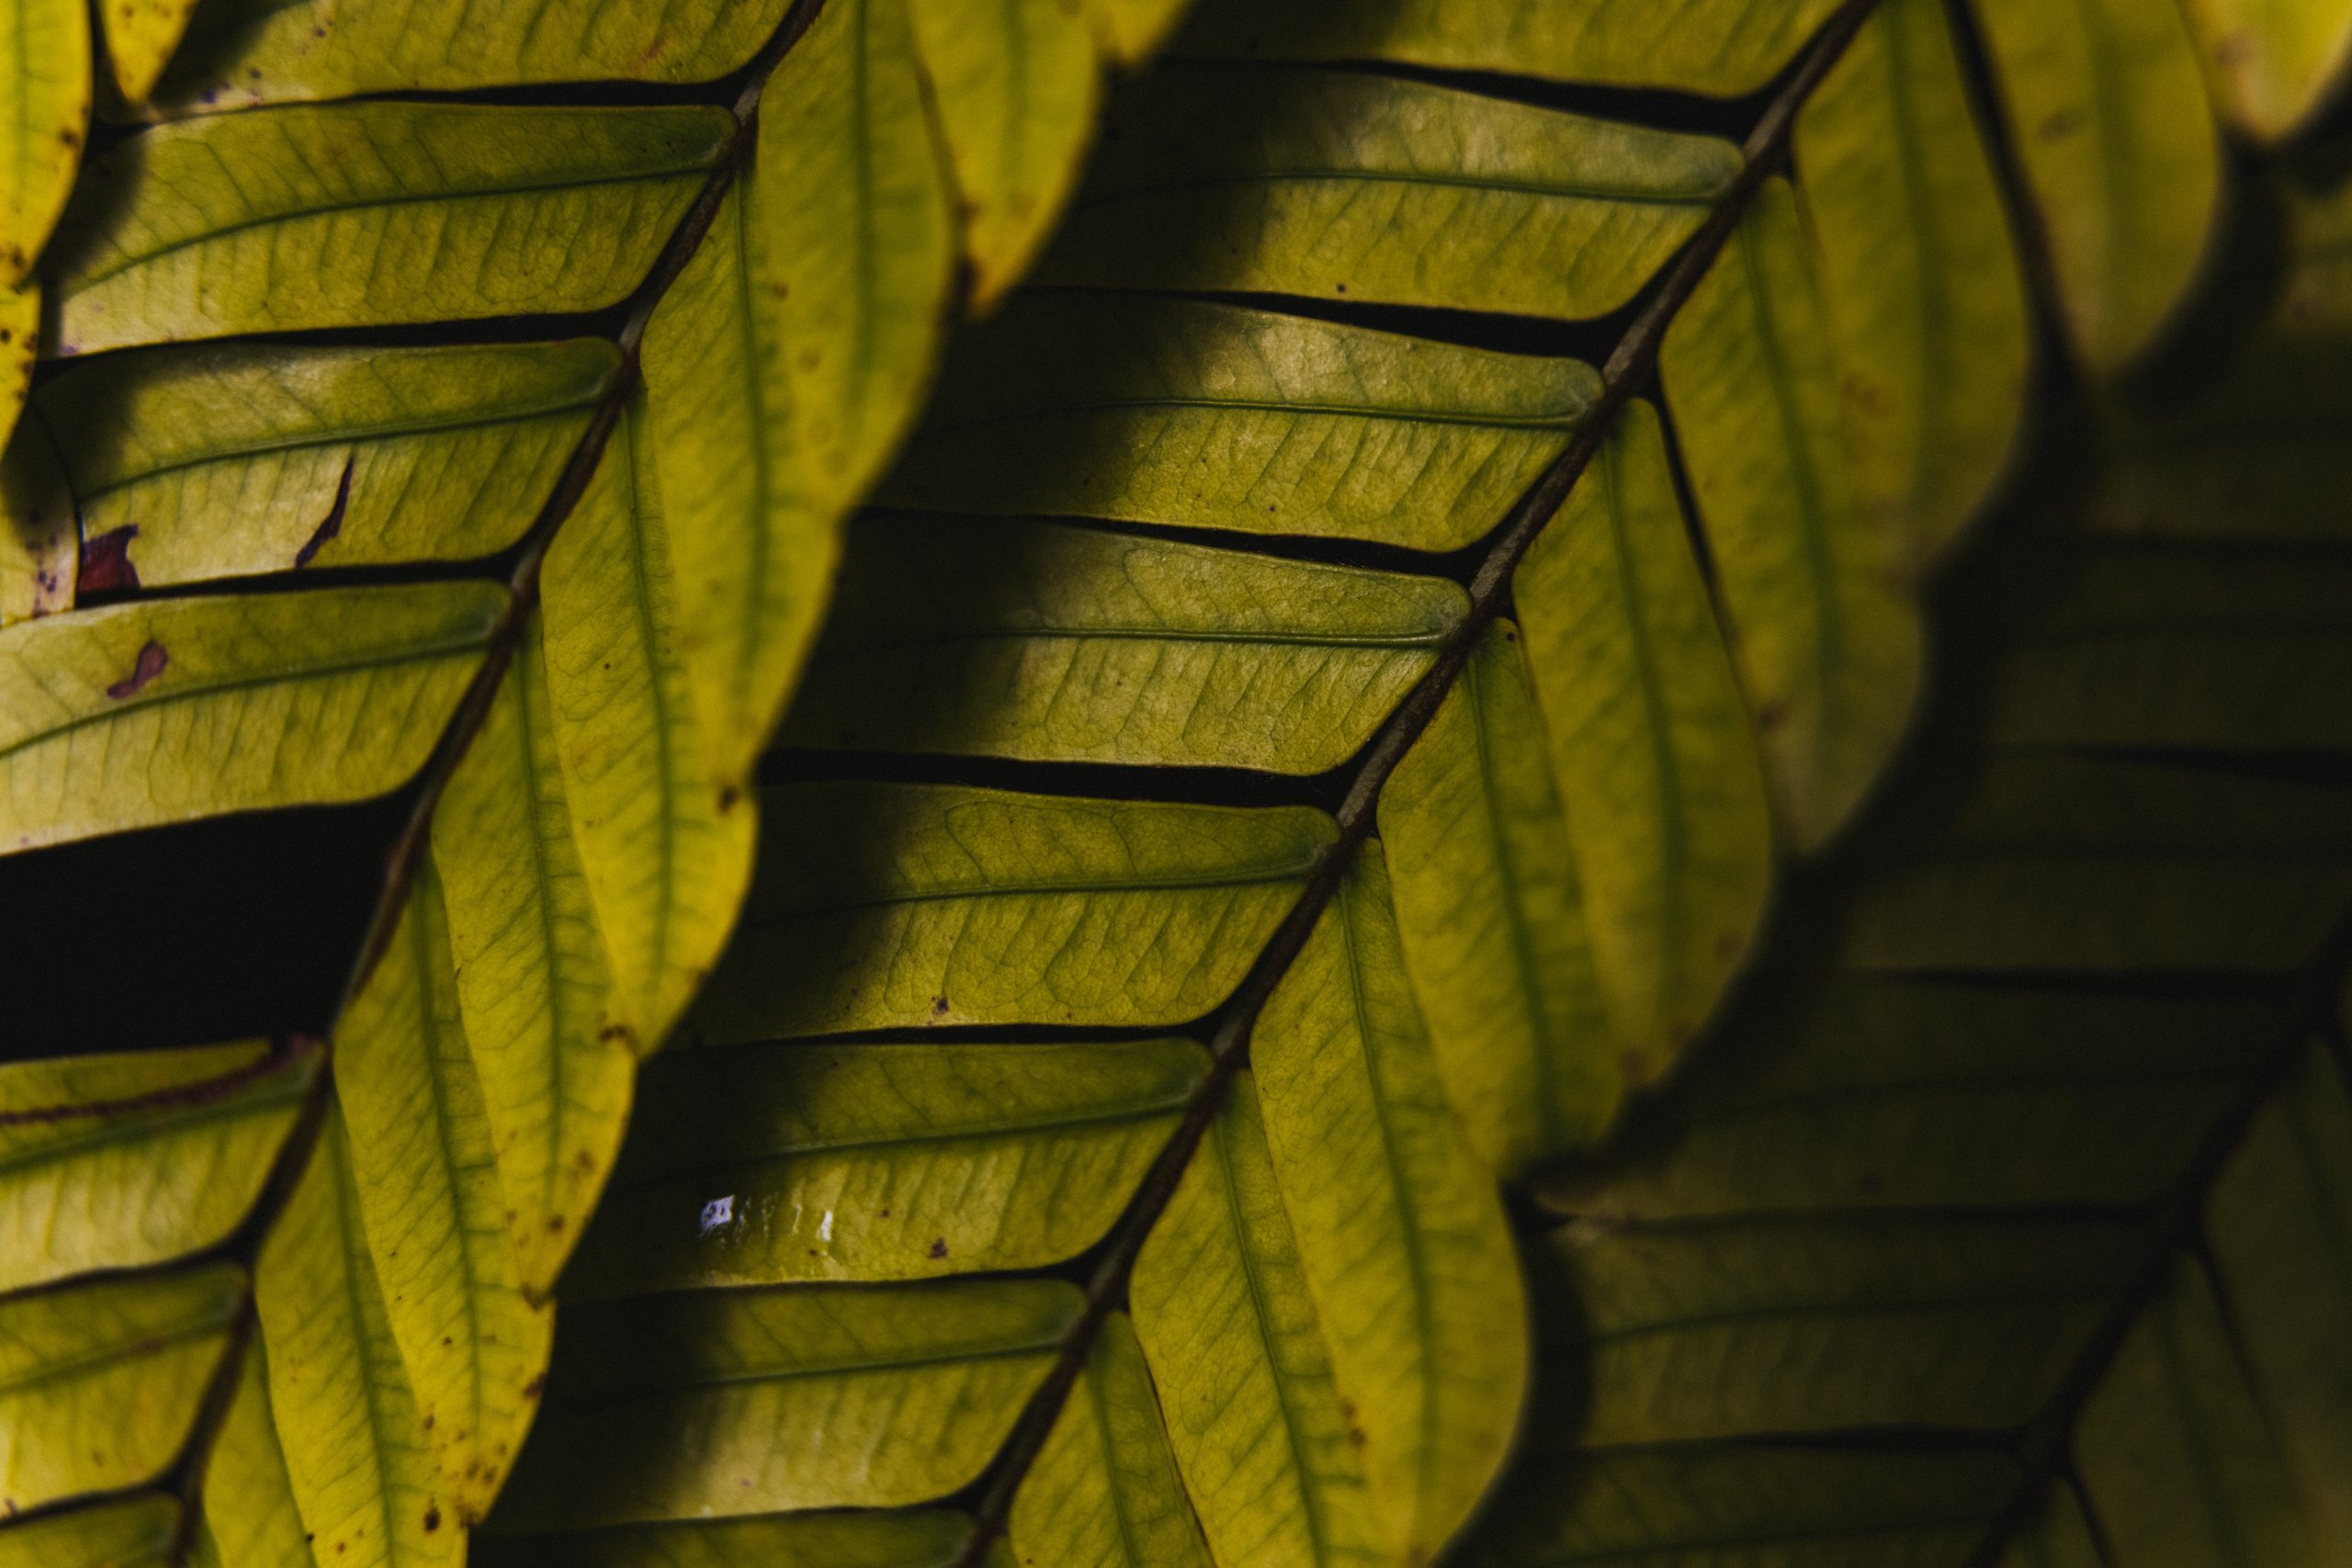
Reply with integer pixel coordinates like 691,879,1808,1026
951,4,1884,1561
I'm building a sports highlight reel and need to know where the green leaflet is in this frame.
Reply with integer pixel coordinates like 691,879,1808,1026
1800,0,2031,568
0,0,85,288
641,0,953,788
0,412,71,626
255,1110,458,1568
2098,175,2352,543
696,784,1333,1038
50,103,733,354
2199,1041,2352,1552
566,1038,1207,1297
0,1494,177,1568
156,0,794,108
1038,62,1740,320
481,1510,989,1568
1250,849,1525,1559
885,294,1597,548
2178,0,2352,140
1130,1076,1386,1568
539,394,756,1042
786,513,1464,773
100,0,200,105
1462,1448,2019,1568
334,860,550,1518
1382,401,1772,1173
1510,400,1771,1094
1089,0,1193,62
0,581,503,852
192,1344,311,1568
0,1262,243,1511
494,1279,1080,1528
33,340,617,584
0,283,33,455
1012,1315,1215,1568
1383,624,1622,1171
0,1043,310,1292
910,0,1103,310
1664,176,1923,851
434,631,635,1297
1973,0,2222,374
1174,0,1848,96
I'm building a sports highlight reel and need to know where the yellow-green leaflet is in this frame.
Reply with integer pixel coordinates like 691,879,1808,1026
494,1279,1080,1528
2177,0,2352,140
0,0,85,288
1664,177,1923,851
1088,0,1192,62
1251,849,1525,1559
1799,0,2031,568
1517,400,1773,1086
156,0,794,108
539,394,755,1042
0,1262,243,1511
1382,625,1622,1171
0,412,74,627
1011,1315,1215,1568
50,103,732,354
479,1510,987,1568
2098,173,2352,543
433,633,634,1297
698,784,1333,1038
787,513,1464,773
0,283,33,454
1174,0,1847,96
0,1494,177,1568
0,581,503,852
885,294,1596,548
1973,0,2222,374
191,1344,312,1568
334,860,550,1517
641,0,953,788
255,1110,458,1568
101,0,201,104
910,0,1102,310
33,340,617,584
0,1043,310,1292
565,1038,1207,1298
1130,1076,1385,1568
1039,63,1740,320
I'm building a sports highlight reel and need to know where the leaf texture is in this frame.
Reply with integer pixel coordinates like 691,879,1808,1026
479,6,2265,1567
0,0,1200,1561
1464,332,2352,1567
0,2,2299,1564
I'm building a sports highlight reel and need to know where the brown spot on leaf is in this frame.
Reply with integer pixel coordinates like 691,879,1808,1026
2039,107,2084,141
931,994,950,1017
294,456,356,567
927,1237,949,1259
79,525,141,592
423,1506,441,1532
106,640,168,699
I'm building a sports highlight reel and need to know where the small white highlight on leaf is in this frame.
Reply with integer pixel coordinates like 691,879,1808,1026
817,1210,834,1243
698,1195,735,1235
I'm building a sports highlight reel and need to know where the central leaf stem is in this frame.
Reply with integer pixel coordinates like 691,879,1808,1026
951,2,1886,1560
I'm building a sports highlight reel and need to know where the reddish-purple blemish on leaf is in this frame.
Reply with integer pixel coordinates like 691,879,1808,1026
78,525,141,592
106,640,168,700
